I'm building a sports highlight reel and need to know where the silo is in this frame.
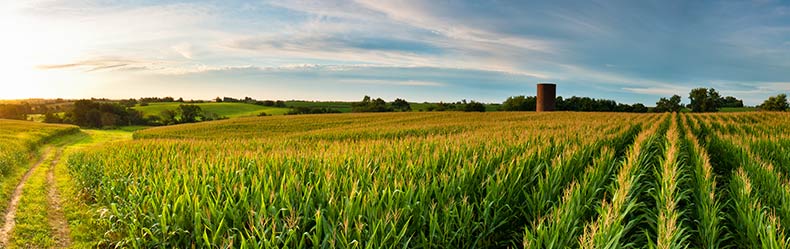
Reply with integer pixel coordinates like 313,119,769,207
536,83,556,112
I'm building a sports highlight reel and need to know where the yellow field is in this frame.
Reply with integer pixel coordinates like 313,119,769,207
5,112,790,247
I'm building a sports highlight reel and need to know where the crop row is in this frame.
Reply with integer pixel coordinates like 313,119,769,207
67,112,655,247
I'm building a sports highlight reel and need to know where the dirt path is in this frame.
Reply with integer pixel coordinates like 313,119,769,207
0,148,51,246
47,149,71,248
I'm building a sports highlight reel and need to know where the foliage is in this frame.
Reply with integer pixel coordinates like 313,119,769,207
500,96,537,111
759,94,788,111
285,106,342,115
60,100,146,128
351,96,393,112
688,88,721,112
655,95,683,113
463,101,485,112
391,98,411,112
719,96,744,108
68,112,656,247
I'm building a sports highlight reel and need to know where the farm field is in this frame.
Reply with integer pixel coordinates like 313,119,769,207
1,111,789,247
133,102,291,118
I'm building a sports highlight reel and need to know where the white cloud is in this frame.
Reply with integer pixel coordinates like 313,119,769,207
172,43,194,59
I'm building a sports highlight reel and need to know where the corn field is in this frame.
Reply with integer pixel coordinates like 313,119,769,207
59,112,790,248
0,120,78,176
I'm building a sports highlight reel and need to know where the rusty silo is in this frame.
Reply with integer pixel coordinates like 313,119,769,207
536,83,556,112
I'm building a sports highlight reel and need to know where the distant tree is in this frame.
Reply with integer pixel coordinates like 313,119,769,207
43,112,63,123
464,101,486,112
391,98,411,111
286,107,342,115
351,96,393,112
177,104,202,123
688,88,720,112
215,97,223,103
119,98,138,107
0,104,29,120
160,110,177,125
176,97,184,102
501,96,537,111
631,103,649,113
719,96,744,108
760,94,789,111
275,101,286,108
654,95,683,113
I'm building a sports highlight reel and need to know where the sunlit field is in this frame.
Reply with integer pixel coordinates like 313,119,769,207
0,111,756,247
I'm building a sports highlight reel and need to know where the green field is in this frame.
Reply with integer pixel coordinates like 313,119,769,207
133,102,290,118
3,112,790,247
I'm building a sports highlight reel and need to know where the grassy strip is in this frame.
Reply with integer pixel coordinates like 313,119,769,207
9,148,55,248
578,114,668,248
680,114,724,248
50,130,133,248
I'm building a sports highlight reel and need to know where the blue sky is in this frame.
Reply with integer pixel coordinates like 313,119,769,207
2,0,789,105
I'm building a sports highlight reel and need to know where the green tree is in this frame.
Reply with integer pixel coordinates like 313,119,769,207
391,98,411,111
654,95,683,112
177,104,203,123
351,96,393,112
688,88,720,112
160,110,177,125
464,101,486,112
760,94,789,111
501,96,536,111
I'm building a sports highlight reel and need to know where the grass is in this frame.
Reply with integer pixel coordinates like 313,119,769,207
133,102,290,118
10,147,55,248
53,130,133,248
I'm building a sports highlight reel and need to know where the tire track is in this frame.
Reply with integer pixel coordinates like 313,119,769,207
0,147,51,246
48,148,71,248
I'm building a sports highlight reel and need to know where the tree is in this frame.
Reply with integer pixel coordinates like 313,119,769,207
760,94,789,111
177,104,203,123
351,96,393,112
719,96,744,108
160,110,177,125
688,88,720,112
464,101,486,112
631,103,649,113
501,96,537,111
655,95,683,112
391,98,411,112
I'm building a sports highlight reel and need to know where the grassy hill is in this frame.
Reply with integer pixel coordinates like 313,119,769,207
133,102,290,118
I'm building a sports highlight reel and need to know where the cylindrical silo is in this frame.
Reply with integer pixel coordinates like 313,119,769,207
536,83,556,112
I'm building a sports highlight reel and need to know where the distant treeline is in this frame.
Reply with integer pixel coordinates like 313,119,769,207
0,102,69,120
501,96,649,112
348,96,486,113
215,97,287,107
42,100,225,128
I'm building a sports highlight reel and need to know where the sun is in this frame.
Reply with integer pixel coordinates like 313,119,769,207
0,3,85,99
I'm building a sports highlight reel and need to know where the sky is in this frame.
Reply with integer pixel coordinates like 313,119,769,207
1,0,789,105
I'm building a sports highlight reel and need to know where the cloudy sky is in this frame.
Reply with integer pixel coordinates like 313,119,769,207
2,0,789,105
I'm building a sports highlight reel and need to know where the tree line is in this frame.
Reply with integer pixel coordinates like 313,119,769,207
41,100,225,128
